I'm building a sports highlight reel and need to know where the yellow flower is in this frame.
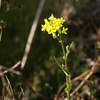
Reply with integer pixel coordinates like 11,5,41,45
62,27,68,34
58,18,65,23
41,14,68,38
48,14,56,21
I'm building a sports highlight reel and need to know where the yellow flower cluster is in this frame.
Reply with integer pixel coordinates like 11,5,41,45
41,14,68,38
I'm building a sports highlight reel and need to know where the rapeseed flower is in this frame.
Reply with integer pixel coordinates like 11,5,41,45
41,14,68,39
62,27,68,34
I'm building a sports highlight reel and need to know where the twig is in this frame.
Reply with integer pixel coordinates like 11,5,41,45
20,86,25,97
0,64,51,100
0,61,21,76
21,0,46,69
70,67,94,96
70,58,100,96
18,86,25,99
5,75,16,100
0,68,12,98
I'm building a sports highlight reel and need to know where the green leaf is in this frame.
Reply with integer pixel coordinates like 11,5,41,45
54,56,69,76
64,75,72,92
65,42,74,59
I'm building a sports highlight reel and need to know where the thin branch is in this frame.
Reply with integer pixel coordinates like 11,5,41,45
0,68,12,98
70,67,94,96
20,86,25,97
5,75,16,100
0,63,51,100
70,57,100,96
0,61,21,76
21,0,46,69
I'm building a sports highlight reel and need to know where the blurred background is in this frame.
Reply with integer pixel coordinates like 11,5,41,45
0,0,100,99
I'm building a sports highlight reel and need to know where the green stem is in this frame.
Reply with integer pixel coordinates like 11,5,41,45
67,91,70,100
59,35,68,71
59,35,70,100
